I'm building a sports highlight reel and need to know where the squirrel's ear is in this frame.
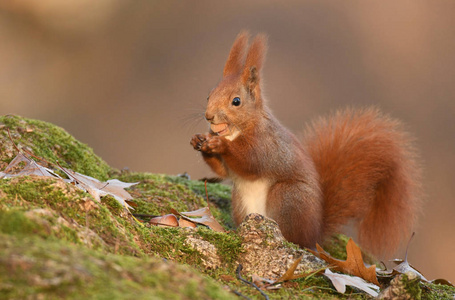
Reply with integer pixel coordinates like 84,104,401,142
223,31,250,78
242,34,268,96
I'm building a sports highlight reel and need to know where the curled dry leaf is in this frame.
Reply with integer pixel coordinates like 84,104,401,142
171,207,225,232
178,218,197,229
392,259,428,282
308,238,379,285
1,152,61,179
274,256,303,283
59,167,138,209
255,256,324,290
251,274,281,290
389,233,428,282
149,214,179,227
431,278,454,287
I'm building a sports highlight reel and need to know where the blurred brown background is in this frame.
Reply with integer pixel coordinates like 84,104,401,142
1,0,454,282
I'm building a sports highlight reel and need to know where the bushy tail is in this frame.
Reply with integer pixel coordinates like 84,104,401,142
304,108,421,257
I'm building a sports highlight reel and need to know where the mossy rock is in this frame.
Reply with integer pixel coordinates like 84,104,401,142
0,115,454,299
0,233,234,299
0,115,112,181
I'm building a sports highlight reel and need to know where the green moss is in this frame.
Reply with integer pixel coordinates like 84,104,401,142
195,227,242,267
407,274,423,299
322,234,350,260
0,233,235,300
3,115,453,299
422,282,455,300
0,176,144,255
101,195,125,215
0,114,112,180
0,209,44,236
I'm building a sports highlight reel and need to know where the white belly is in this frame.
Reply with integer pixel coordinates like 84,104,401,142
233,177,270,216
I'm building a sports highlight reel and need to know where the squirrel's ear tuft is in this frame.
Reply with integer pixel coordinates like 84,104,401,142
242,34,268,95
223,31,250,78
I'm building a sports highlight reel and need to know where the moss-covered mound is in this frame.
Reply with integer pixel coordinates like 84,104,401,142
0,233,232,299
0,115,111,180
0,115,454,299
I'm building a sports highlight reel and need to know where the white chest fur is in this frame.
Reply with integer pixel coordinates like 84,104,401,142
233,177,270,216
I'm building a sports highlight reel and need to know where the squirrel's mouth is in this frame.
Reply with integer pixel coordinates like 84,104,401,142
210,123,230,136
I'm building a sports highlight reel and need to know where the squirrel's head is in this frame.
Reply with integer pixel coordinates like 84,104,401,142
205,31,268,141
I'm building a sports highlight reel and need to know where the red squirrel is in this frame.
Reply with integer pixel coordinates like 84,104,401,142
190,31,421,257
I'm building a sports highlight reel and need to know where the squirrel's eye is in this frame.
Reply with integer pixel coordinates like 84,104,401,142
232,97,241,106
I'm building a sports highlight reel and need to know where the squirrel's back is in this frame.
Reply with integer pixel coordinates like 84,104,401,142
304,107,421,256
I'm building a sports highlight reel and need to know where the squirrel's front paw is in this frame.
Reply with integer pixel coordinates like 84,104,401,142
190,133,209,151
201,136,226,154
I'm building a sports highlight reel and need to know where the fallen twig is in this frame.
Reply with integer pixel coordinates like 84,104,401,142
236,264,269,300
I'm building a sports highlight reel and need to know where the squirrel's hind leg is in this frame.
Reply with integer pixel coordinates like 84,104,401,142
266,181,323,249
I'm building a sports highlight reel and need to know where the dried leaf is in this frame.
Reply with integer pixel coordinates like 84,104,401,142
274,256,303,283
149,214,179,227
59,167,138,209
171,207,225,232
178,218,197,229
1,132,137,211
124,200,138,208
324,269,379,297
1,152,60,179
309,238,379,285
251,274,281,290
392,259,428,282
431,278,454,287
177,207,210,217
391,232,428,281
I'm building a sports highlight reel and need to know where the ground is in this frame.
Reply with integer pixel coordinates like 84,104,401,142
0,115,453,299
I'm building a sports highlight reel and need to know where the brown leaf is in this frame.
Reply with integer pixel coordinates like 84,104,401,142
178,218,197,229
309,238,379,285
149,214,179,227
171,207,225,232
431,278,454,287
124,200,137,208
251,274,281,290
274,256,303,283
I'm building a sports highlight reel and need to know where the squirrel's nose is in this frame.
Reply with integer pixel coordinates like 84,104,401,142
205,112,214,122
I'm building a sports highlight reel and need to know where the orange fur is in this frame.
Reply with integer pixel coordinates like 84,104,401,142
191,32,421,258
223,31,250,77
304,108,421,256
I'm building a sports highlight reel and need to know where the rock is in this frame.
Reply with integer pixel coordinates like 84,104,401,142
378,271,422,300
237,213,325,279
184,235,222,269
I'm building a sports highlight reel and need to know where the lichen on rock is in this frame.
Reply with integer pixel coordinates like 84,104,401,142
237,213,326,279
378,271,422,300
185,234,222,269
